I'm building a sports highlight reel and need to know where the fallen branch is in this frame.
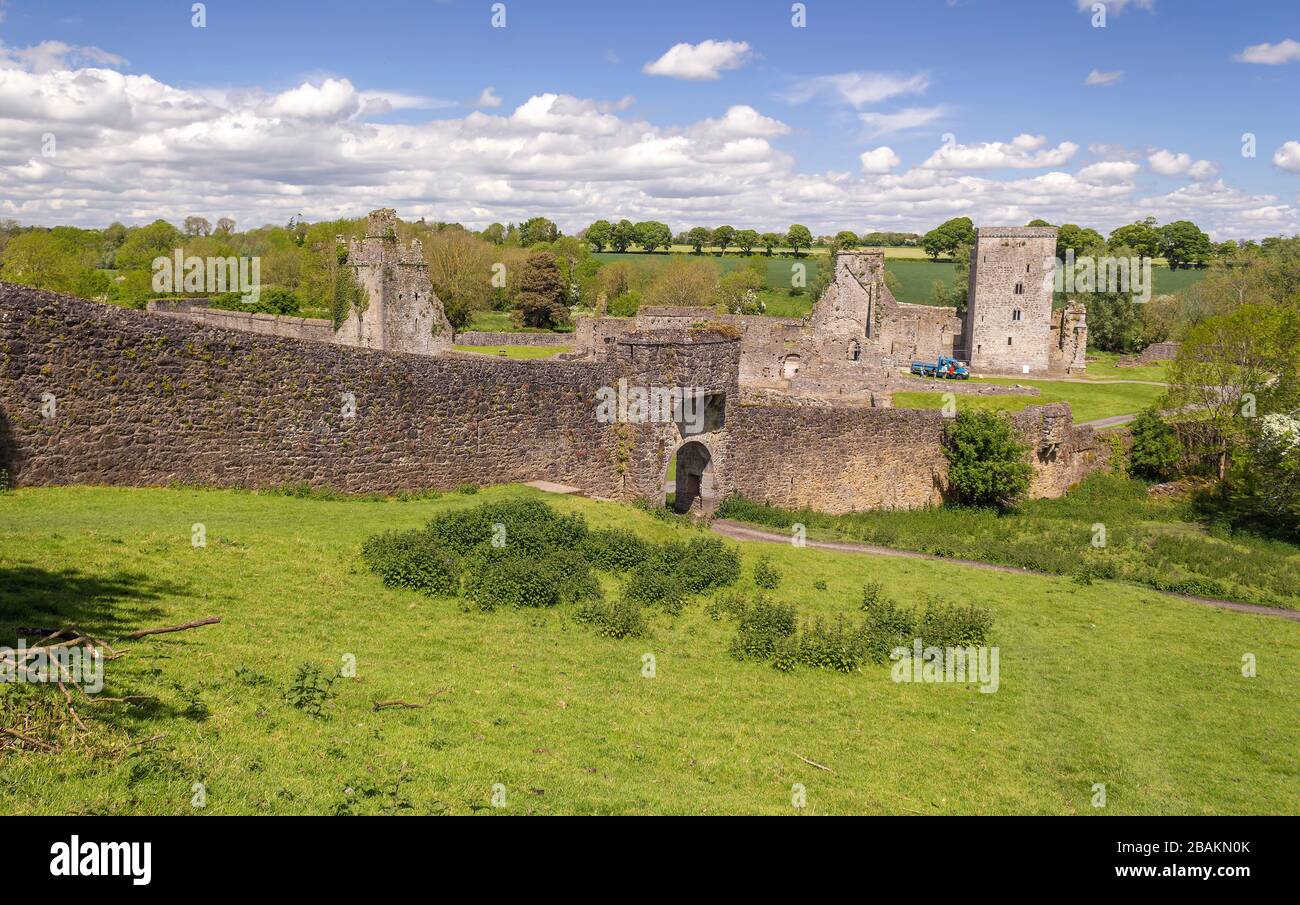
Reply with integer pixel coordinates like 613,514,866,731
124,616,220,640
372,700,424,712
794,753,835,774
1,728,57,752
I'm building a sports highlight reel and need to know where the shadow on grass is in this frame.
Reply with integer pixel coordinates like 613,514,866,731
0,565,183,639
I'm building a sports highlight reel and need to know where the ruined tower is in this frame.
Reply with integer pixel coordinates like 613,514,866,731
962,227,1058,374
335,208,453,355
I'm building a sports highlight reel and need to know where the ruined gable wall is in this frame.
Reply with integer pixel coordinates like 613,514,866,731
146,299,336,344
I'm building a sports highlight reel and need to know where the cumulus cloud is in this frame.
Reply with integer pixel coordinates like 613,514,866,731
0,49,1294,241
475,86,503,108
1084,69,1123,86
1077,160,1140,184
1147,148,1218,180
858,105,948,137
782,71,929,108
859,147,901,174
921,134,1079,170
1274,141,1300,173
0,39,127,73
1234,39,1300,65
642,40,751,80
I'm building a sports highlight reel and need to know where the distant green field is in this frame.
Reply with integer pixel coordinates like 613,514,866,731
453,345,570,360
892,377,1166,424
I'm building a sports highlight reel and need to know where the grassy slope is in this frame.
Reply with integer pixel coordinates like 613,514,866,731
1,485,1296,815
452,345,571,360
892,378,1166,424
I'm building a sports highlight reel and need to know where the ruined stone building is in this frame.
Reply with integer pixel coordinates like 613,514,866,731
961,227,1087,375
0,212,1106,517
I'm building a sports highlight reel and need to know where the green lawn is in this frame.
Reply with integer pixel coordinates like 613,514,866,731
453,345,570,360
0,484,1296,814
1083,351,1171,383
893,377,1165,424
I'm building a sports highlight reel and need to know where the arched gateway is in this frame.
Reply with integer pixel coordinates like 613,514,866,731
669,440,718,514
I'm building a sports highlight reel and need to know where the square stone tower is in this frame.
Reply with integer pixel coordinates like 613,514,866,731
335,208,452,355
962,227,1057,374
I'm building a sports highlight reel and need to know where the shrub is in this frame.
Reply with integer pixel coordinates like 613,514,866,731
463,549,563,610
752,556,782,590
455,483,479,495
917,601,993,648
1128,409,1181,480
623,564,687,614
706,590,748,621
943,411,1033,510
576,597,647,639
729,599,796,661
860,595,915,663
793,616,868,673
672,537,741,594
361,529,461,596
581,528,651,571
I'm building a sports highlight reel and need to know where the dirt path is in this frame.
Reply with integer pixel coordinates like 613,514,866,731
710,519,1300,623
1080,413,1139,429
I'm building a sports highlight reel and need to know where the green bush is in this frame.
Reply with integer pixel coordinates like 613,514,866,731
623,564,687,614
943,410,1033,510
917,601,993,648
576,597,647,639
860,594,915,663
729,598,796,661
792,616,868,673
672,537,741,594
361,529,460,596
752,556,782,589
463,549,563,610
580,528,651,571
1128,409,1181,480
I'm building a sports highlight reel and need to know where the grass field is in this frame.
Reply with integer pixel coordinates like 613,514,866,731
1083,352,1171,383
1,484,1297,815
892,377,1166,424
453,345,570,360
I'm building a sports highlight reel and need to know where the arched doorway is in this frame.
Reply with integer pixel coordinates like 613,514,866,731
780,354,802,378
666,440,718,515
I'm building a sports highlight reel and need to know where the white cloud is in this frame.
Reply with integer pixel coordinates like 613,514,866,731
0,39,128,73
921,134,1079,170
1234,39,1300,65
859,147,901,174
1084,69,1123,86
0,49,1293,242
782,71,929,108
475,86,502,108
858,105,948,137
690,105,790,139
1274,141,1300,173
1075,0,1154,13
642,40,751,81
1077,160,1140,184
1147,148,1218,180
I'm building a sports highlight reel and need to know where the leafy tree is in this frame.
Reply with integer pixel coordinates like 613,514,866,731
183,216,212,237
921,216,975,261
635,220,672,253
425,227,495,329
943,411,1033,510
584,219,612,252
1081,290,1145,353
735,229,760,256
481,222,507,245
115,219,182,270
519,216,559,247
512,251,570,328
1055,223,1104,260
786,224,812,256
686,226,712,254
1163,304,1300,477
1026,219,1054,228
712,225,736,255
1128,410,1182,481
759,232,783,256
1158,220,1213,269
611,219,637,253
1107,218,1161,260
713,262,766,314
646,256,718,307
1203,413,1300,542
833,230,860,250
214,217,236,235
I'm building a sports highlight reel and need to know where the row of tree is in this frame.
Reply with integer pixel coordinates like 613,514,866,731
581,221,819,256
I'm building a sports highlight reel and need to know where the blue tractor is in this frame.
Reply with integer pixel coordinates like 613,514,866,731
910,354,970,380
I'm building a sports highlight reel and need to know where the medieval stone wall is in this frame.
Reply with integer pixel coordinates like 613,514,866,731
0,284,625,495
454,331,574,347
727,400,1106,513
146,299,336,344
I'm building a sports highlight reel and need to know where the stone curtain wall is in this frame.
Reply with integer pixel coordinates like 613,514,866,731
728,401,1106,513
146,299,336,344
0,284,624,495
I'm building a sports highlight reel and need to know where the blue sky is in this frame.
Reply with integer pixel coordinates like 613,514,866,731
1,0,1298,237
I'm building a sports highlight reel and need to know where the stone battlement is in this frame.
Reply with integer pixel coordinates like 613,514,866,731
977,227,1059,239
